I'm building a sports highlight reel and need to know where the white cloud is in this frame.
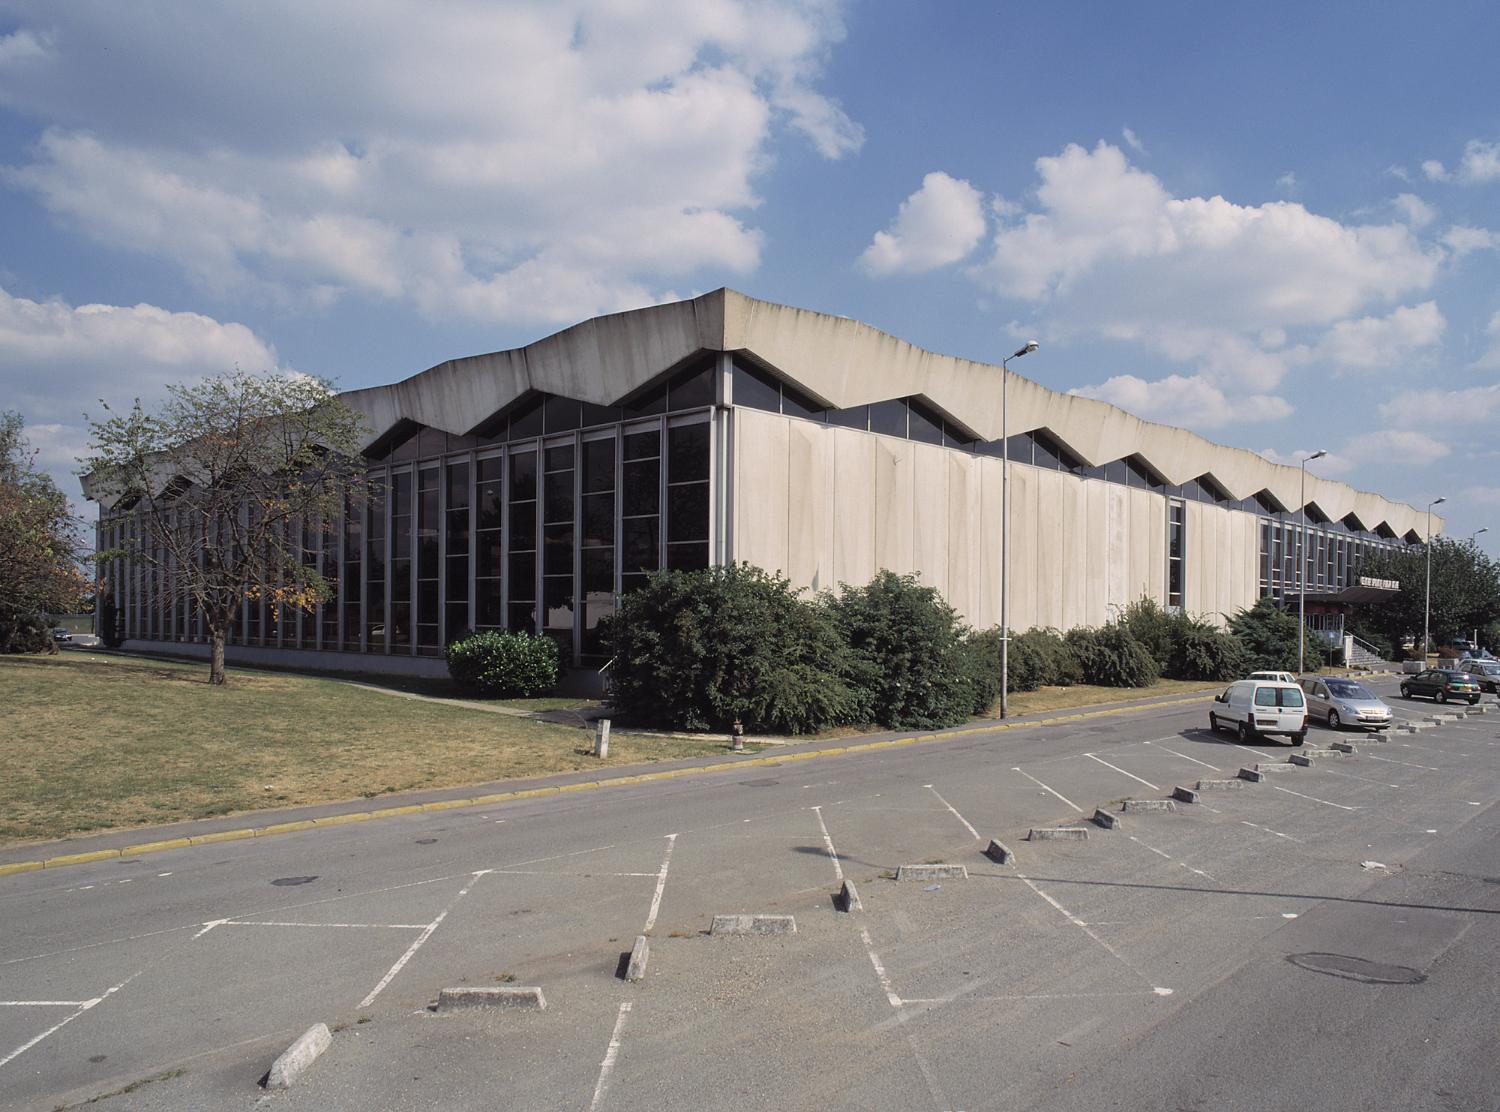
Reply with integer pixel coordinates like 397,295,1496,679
1072,373,1290,429
1378,378,1500,426
1392,192,1437,228
1276,171,1298,193
1295,301,1445,371
1443,225,1500,256
1121,127,1146,155
1422,139,1500,185
1340,429,1451,469
0,1,861,324
1476,310,1500,370
858,172,986,276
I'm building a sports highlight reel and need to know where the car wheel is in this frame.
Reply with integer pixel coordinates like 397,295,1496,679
1438,689,1449,704
1470,696,1480,706
1238,720,1255,742
1209,713,1220,735
1292,731,1306,747
1400,685,1411,699
1327,710,1341,730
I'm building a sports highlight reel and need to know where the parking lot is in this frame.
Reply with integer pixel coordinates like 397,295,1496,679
3,675,1497,1111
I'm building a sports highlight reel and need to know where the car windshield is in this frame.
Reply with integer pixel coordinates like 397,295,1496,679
1254,686,1304,708
1325,680,1372,699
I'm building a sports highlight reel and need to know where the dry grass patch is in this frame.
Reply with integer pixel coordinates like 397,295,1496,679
0,654,727,845
996,677,1222,717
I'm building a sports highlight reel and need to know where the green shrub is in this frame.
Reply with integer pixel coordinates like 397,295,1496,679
0,613,56,654
1064,625,1158,688
445,630,560,697
1170,625,1247,681
989,627,1082,693
605,564,861,734
957,629,1003,713
827,571,977,729
1118,597,1178,675
1228,598,1332,673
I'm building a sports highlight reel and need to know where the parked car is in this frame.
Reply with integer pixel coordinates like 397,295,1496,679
49,627,72,643
1209,679,1308,745
1399,669,1481,705
1456,658,1500,694
1299,676,1392,731
1247,670,1298,685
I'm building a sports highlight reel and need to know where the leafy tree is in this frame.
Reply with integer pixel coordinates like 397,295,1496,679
1354,538,1500,657
1064,624,1159,687
0,412,88,652
1228,597,1331,673
82,371,368,684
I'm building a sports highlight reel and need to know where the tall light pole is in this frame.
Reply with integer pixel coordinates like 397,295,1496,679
1470,527,1488,544
1423,496,1446,662
999,339,1038,719
1472,529,1489,647
1297,449,1327,674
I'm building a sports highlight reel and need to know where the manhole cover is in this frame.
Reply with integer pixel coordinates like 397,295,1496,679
739,778,780,787
270,875,319,887
1286,952,1426,985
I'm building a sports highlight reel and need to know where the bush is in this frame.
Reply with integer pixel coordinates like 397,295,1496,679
1228,598,1332,673
827,571,977,730
605,564,861,734
1171,625,1247,681
956,629,1003,714
445,630,560,697
0,612,56,654
1064,625,1159,688
1117,598,1177,675
1004,627,1082,692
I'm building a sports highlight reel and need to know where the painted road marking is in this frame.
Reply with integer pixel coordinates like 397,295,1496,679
811,806,844,881
1016,873,1166,993
859,925,902,1008
1013,768,1084,813
1365,754,1441,772
1148,742,1220,770
224,921,428,930
642,834,677,934
358,869,490,1009
587,1001,633,1112
1085,753,1160,791
924,784,981,840
1127,835,1217,883
1272,784,1357,811
0,970,141,1071
1241,820,1304,844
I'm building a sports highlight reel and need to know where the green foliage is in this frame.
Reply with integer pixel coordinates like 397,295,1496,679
1064,625,1159,687
0,613,57,655
1119,596,1245,681
1227,598,1331,673
827,571,979,729
1,412,87,648
1355,539,1500,654
1006,628,1082,692
956,629,1003,714
445,630,560,697
605,564,861,734
1117,598,1177,674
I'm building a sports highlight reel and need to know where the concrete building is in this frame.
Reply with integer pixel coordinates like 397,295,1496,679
95,289,1435,676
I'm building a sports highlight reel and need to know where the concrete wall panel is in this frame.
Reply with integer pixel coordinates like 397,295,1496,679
913,443,950,599
786,420,831,591
733,409,791,576
832,429,877,590
874,437,915,577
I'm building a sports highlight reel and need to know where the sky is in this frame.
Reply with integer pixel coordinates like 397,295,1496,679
0,0,1497,544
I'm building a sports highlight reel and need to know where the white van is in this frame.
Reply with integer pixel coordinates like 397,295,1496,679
1247,670,1298,686
1209,680,1308,745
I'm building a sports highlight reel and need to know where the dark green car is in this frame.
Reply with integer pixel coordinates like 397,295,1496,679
1399,669,1481,705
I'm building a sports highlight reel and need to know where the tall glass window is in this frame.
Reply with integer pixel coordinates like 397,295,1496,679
621,426,661,595
447,459,473,639
507,449,538,634
342,495,362,651
390,470,413,650
1167,499,1185,609
417,466,440,652
666,421,710,571
581,435,616,658
366,480,387,650
475,456,502,630
542,443,576,656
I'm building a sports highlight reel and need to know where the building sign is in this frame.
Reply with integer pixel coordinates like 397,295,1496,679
1358,576,1400,590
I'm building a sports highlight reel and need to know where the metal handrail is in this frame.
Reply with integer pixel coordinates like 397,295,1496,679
1348,633,1388,659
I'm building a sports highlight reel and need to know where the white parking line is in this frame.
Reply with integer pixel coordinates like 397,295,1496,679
859,926,902,1008
0,970,140,1071
1085,753,1160,790
924,784,980,840
811,806,844,881
642,834,677,934
1017,873,1164,992
1272,784,1357,811
358,870,490,1009
225,921,428,930
1148,742,1221,770
1241,820,1304,844
1013,768,1084,813
1365,753,1441,772
587,1002,633,1112
1127,835,1216,883
1315,766,1402,790
0,1001,92,1007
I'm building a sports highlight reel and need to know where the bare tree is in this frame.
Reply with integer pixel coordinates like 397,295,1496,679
83,371,369,684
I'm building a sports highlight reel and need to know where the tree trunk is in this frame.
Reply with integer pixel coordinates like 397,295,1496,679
209,627,227,686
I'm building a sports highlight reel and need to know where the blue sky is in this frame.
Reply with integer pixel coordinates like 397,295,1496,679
1,0,1497,542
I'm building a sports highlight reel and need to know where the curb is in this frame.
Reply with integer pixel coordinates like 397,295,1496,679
263,1023,332,1090
0,691,1215,880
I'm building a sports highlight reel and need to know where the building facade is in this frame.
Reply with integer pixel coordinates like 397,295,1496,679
93,289,1433,676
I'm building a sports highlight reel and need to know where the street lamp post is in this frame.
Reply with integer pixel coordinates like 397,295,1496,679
1296,450,1327,675
1423,496,1447,663
999,339,1038,719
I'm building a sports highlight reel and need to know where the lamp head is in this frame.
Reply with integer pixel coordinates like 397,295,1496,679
1432,496,1447,508
1308,449,1327,461
1477,527,1490,537
1011,340,1039,359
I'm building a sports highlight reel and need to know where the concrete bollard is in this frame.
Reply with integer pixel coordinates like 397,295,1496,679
1091,808,1122,830
437,986,547,1011
264,1023,332,1090
895,863,969,881
594,719,611,758
984,839,1015,864
1121,798,1175,813
625,935,649,981
711,914,796,935
1027,826,1089,842
1172,785,1201,804
838,879,863,912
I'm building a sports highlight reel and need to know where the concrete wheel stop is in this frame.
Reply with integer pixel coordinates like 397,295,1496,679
262,1023,332,1090
1026,826,1089,842
896,863,969,880
710,914,797,935
437,986,547,1011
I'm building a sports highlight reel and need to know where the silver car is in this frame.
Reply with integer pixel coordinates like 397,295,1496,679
1300,677,1392,731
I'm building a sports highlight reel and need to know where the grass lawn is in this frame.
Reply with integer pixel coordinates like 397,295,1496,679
997,677,1222,717
0,654,732,846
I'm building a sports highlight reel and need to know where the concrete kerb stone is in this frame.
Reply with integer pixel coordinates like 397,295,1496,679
895,863,969,881
1331,742,1357,753
625,935,650,982
1195,778,1247,791
1237,767,1266,783
837,879,863,912
1121,798,1175,813
984,839,1016,864
1026,827,1089,842
1172,786,1201,804
1091,808,1122,830
1289,753,1315,767
710,914,797,935
437,986,547,1011
263,1023,332,1090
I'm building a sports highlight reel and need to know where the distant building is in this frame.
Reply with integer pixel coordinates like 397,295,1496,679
92,289,1432,676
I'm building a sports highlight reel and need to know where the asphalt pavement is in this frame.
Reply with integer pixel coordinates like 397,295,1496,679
2,675,1496,1111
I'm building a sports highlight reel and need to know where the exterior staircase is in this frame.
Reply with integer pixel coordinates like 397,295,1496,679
1346,635,1393,671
